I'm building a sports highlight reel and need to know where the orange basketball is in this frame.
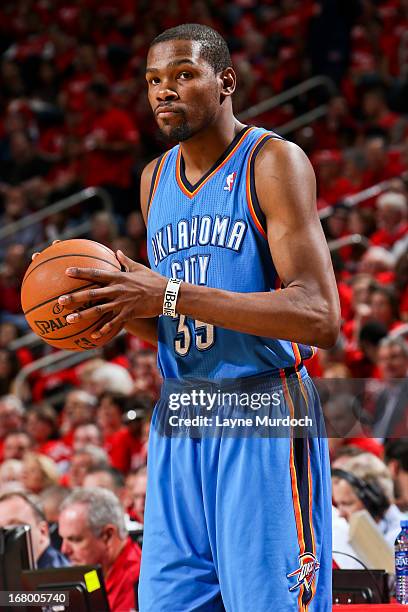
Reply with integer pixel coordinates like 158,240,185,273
21,239,122,351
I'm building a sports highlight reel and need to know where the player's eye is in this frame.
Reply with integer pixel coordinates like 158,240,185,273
148,77,160,85
178,71,192,79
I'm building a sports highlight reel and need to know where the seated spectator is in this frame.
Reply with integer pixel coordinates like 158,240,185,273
82,79,139,217
0,491,68,568
26,404,71,468
83,466,141,531
60,389,98,446
371,192,408,249
89,362,134,397
88,211,119,250
332,453,405,550
0,458,23,490
345,320,387,378
0,187,43,257
0,244,30,331
372,336,408,440
361,134,404,189
0,322,33,368
122,397,151,471
131,350,161,399
0,395,25,460
1,130,50,186
21,452,59,494
384,440,408,512
395,248,408,321
368,284,402,332
3,430,33,460
61,445,109,488
72,423,103,451
40,485,71,523
361,87,404,143
324,393,383,460
359,246,396,284
97,392,130,471
59,488,141,611
129,464,147,524
0,348,20,397
83,465,124,497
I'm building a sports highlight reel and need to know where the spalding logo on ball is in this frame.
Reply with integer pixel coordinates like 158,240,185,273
21,239,122,351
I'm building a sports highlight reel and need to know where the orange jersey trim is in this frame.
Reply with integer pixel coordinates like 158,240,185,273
280,370,306,610
245,132,271,240
147,150,171,219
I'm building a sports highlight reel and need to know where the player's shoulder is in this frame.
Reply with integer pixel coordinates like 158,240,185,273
140,156,162,222
254,136,314,178
141,156,162,184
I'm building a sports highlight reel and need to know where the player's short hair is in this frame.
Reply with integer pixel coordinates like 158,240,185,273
150,23,232,74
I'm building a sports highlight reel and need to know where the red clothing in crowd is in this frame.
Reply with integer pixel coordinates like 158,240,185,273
336,437,384,459
370,222,408,248
83,107,138,189
105,537,141,612
106,428,146,473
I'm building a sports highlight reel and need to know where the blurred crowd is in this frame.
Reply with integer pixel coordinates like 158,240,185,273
0,0,407,599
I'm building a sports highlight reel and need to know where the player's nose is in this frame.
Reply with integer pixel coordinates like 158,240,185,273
156,87,179,102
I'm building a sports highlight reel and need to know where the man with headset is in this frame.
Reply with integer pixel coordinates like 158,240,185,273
332,452,405,549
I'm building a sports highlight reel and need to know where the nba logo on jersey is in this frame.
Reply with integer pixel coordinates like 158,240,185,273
223,171,237,191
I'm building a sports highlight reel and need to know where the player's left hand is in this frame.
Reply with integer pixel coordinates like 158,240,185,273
58,250,167,339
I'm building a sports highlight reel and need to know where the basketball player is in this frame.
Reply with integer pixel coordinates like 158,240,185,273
56,24,340,611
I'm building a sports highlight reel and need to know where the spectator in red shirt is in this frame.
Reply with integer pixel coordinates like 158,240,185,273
0,244,29,329
26,404,71,467
370,191,408,248
361,134,405,189
396,248,408,321
82,79,139,216
61,445,109,488
361,86,404,143
72,423,103,451
358,245,396,284
59,488,141,612
368,284,402,331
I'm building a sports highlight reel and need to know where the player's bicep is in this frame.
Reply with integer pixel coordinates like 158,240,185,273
256,140,335,294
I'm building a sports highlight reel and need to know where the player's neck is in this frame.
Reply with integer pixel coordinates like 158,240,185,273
179,116,246,181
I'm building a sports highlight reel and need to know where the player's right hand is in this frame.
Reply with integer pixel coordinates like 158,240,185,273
31,240,61,261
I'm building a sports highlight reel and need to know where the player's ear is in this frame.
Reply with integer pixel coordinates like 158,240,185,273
219,67,236,101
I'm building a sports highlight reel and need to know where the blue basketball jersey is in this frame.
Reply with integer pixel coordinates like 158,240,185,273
147,125,313,380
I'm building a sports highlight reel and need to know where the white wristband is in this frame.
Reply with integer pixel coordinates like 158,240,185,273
162,278,182,317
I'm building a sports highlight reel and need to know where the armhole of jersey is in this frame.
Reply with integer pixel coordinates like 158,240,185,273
246,132,285,239
146,152,168,218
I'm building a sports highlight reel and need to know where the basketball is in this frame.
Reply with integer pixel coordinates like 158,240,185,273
21,239,122,351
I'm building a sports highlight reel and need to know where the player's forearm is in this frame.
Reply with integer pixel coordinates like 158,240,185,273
124,317,158,346
176,282,339,349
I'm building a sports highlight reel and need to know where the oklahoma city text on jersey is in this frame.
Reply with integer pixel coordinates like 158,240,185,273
150,215,247,284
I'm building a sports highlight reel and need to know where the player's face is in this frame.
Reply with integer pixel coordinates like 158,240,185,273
146,40,221,142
